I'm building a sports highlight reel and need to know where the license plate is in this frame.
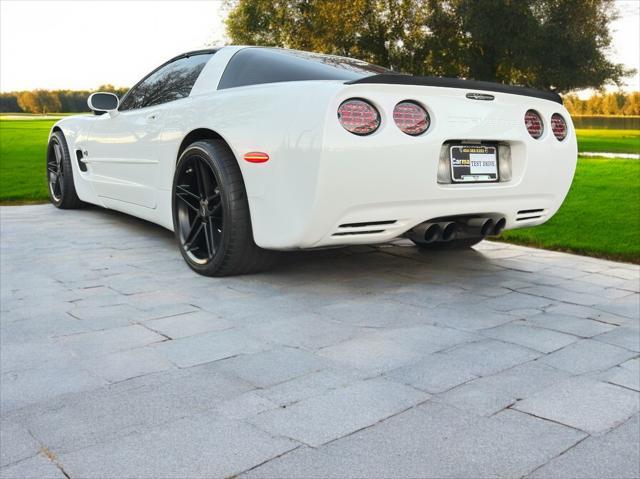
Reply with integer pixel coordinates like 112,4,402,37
449,145,499,183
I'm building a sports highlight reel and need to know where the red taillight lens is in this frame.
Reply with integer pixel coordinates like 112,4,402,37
337,99,380,135
525,110,544,139
551,113,567,141
393,101,430,136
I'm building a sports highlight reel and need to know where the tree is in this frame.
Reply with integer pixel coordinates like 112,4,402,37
16,89,61,114
225,0,633,93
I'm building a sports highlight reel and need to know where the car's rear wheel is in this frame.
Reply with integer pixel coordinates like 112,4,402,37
411,237,484,250
172,140,277,276
46,131,83,209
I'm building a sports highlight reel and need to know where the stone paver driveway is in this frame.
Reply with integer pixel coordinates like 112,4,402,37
1,205,639,479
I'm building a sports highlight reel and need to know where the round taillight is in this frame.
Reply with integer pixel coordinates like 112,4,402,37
337,99,380,135
393,101,430,136
524,110,544,139
551,113,567,141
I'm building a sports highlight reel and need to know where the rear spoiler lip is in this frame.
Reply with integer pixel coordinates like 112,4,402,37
345,74,563,105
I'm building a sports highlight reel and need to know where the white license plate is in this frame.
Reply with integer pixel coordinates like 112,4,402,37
450,145,499,183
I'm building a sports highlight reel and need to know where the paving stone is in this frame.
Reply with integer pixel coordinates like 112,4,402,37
316,335,427,375
0,420,39,466
594,293,640,320
436,339,541,376
593,326,640,352
530,414,640,479
210,392,279,420
216,348,330,388
514,377,639,435
0,342,74,374
55,324,164,357
430,305,521,330
256,369,357,406
437,362,571,416
80,347,174,383
151,329,266,368
374,324,477,352
241,313,359,350
386,353,478,393
244,403,585,479
314,298,437,329
0,454,65,479
59,415,298,479
539,339,637,374
8,364,254,453
598,365,640,392
620,357,640,374
142,310,233,339
1,365,107,413
525,312,616,337
481,321,578,353
480,291,555,312
0,313,91,344
249,378,429,446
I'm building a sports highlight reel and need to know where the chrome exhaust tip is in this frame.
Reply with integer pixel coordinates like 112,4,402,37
466,217,495,237
423,223,442,243
439,222,459,242
492,217,506,236
407,222,442,244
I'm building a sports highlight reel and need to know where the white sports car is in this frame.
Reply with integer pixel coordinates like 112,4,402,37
48,46,577,276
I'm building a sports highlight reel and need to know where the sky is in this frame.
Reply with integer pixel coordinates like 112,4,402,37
1,0,639,94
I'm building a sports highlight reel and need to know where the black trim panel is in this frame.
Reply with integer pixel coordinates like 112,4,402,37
346,74,562,104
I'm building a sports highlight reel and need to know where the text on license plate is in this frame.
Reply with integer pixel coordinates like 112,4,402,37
449,145,499,183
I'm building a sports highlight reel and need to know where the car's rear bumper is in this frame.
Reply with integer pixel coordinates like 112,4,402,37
245,83,577,250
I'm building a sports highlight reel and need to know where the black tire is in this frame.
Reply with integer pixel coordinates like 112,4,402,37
46,131,83,209
172,140,278,276
411,237,484,250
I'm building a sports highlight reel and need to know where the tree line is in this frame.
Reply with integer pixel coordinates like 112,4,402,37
0,85,128,114
564,92,640,116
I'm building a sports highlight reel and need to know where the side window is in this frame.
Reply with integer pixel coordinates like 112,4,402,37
119,53,212,111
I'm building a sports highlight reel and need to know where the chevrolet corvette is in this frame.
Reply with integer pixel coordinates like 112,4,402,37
47,46,577,276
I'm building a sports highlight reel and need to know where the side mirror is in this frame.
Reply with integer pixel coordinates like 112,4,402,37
87,92,119,114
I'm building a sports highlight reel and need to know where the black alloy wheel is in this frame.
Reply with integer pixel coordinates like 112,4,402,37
174,154,223,264
46,131,83,209
172,140,277,276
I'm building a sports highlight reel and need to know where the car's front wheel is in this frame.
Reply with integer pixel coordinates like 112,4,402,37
46,131,83,209
172,140,277,276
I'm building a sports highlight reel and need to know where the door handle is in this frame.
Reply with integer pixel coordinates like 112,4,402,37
147,113,160,121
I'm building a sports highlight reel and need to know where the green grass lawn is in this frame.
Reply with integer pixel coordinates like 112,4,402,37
500,158,639,263
576,128,640,154
0,119,53,202
1,117,638,262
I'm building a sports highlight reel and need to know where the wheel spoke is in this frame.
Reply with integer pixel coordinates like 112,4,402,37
184,220,204,252
209,217,221,252
177,184,199,200
209,202,222,217
202,221,213,259
176,192,199,213
197,161,211,198
53,143,62,163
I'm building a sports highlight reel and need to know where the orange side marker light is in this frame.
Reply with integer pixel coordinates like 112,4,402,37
243,152,269,163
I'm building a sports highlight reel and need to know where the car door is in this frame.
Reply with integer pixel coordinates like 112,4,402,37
84,53,213,209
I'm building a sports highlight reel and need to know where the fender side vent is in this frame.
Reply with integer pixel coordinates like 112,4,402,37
76,150,87,172
516,208,545,221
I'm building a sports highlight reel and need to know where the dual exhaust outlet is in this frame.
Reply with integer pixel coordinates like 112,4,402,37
407,216,506,244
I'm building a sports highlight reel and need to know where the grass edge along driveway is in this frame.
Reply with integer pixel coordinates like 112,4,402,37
1,117,638,263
